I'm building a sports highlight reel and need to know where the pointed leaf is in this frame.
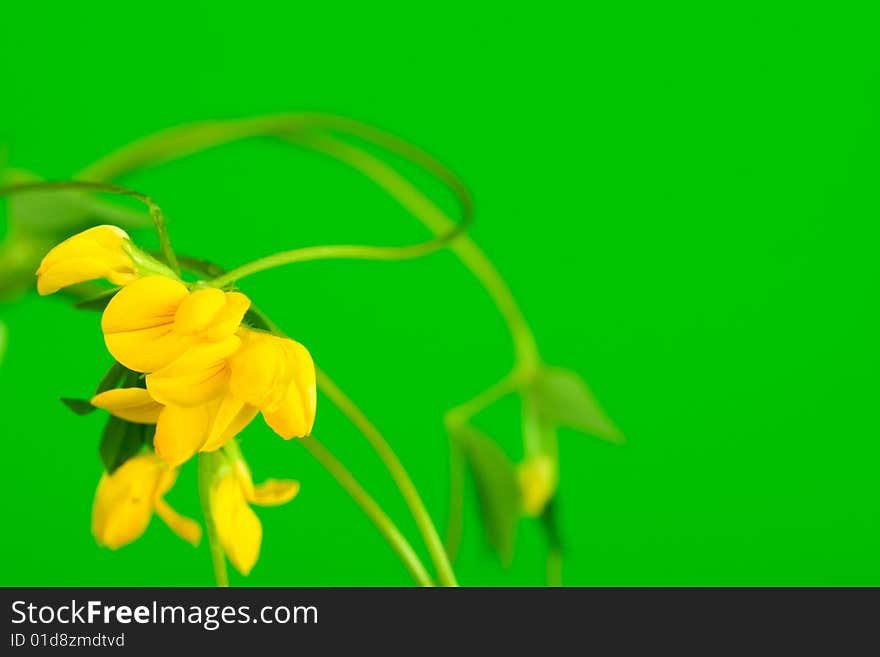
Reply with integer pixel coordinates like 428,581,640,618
99,416,147,473
60,397,96,415
532,367,624,444
94,361,128,395
452,424,520,567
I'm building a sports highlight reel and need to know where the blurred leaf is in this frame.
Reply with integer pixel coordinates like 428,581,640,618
531,367,625,444
60,397,96,415
100,416,147,474
4,169,150,234
95,361,128,394
74,288,120,312
453,424,520,566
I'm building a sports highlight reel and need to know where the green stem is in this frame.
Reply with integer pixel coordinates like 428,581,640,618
197,452,229,587
287,130,540,369
249,301,457,586
298,436,435,587
315,370,459,587
74,112,535,368
443,370,522,430
208,230,467,289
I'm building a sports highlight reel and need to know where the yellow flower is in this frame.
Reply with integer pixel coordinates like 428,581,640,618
516,454,558,517
101,275,250,373
91,453,201,549
228,329,317,439
36,225,137,295
95,277,315,465
91,387,257,467
211,456,300,575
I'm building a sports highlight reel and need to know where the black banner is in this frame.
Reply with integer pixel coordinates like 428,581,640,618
1,588,876,651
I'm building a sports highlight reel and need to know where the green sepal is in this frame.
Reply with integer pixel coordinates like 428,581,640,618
530,366,624,444
452,424,521,567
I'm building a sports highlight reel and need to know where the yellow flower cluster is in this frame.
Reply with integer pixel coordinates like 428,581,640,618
38,225,315,574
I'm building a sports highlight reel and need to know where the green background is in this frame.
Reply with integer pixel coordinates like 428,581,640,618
1,3,879,586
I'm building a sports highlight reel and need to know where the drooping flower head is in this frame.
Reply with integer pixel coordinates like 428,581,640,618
92,453,201,549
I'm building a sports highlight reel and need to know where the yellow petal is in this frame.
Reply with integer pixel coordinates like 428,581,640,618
249,479,300,507
173,288,227,335
228,330,289,409
91,388,163,424
154,499,202,546
203,292,251,340
211,472,262,576
200,394,259,452
153,404,212,466
37,225,135,295
102,276,190,372
91,453,170,549
260,342,316,439
146,337,240,406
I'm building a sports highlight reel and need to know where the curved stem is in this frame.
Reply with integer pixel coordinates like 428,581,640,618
444,370,521,430
209,230,466,289
315,369,458,587
298,436,434,587
197,452,229,587
288,131,540,369
0,180,181,276
73,113,535,366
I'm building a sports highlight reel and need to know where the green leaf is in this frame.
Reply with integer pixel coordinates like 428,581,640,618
60,397,96,415
4,169,151,234
99,417,146,473
95,361,128,394
531,367,625,444
453,424,521,567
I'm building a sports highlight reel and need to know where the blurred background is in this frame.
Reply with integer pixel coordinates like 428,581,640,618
1,3,879,585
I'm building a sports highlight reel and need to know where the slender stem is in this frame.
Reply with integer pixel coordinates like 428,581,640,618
197,452,229,587
242,301,458,586
208,231,466,289
298,436,434,587
444,370,521,430
73,113,535,366
187,291,435,587
316,370,458,587
289,131,540,369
